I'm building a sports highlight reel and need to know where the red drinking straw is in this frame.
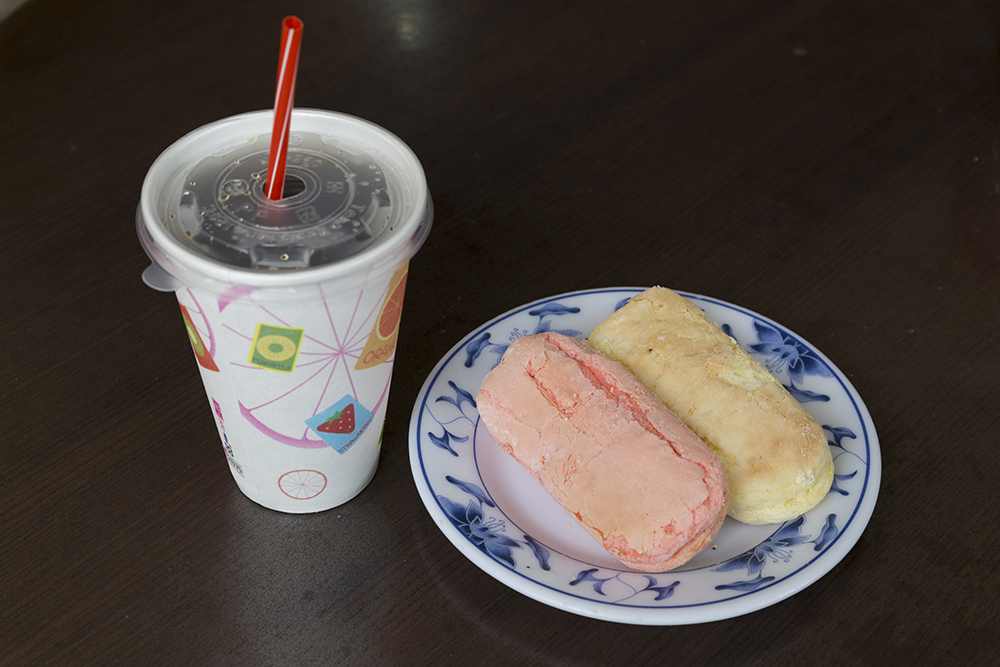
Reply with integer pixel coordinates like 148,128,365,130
265,16,304,200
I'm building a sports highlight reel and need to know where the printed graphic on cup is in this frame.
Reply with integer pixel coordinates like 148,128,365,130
306,394,375,454
212,397,243,476
249,323,305,373
278,470,328,500
180,304,219,372
355,264,408,371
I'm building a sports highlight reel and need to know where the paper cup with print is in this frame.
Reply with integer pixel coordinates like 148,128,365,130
137,109,432,513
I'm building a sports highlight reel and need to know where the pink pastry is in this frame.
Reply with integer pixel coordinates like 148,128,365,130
477,332,729,571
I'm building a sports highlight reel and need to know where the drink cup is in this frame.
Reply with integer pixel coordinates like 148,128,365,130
137,109,432,513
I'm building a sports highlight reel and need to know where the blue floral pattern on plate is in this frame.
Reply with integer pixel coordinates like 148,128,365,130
409,288,881,625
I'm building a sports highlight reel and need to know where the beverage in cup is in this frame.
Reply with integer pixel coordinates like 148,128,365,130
137,109,432,512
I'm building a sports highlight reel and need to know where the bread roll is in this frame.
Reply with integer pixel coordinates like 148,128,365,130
477,332,729,571
588,287,833,525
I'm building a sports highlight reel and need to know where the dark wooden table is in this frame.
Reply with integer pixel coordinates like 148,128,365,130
3,0,998,664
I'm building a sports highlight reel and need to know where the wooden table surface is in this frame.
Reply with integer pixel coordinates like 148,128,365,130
3,0,998,664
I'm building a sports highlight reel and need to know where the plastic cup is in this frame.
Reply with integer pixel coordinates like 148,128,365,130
137,109,432,513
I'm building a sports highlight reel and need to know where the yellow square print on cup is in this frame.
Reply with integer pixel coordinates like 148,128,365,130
249,323,305,373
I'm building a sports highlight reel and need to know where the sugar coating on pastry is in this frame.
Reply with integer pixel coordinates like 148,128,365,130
476,331,730,571
588,286,833,525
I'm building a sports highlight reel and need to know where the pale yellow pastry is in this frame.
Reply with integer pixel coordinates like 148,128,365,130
588,286,833,525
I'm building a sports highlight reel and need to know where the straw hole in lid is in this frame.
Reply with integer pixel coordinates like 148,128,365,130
263,174,307,199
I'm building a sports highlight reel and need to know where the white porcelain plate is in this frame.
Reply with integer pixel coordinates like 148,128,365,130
408,288,880,625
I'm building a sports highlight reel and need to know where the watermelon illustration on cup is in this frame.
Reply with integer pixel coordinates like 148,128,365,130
137,109,432,513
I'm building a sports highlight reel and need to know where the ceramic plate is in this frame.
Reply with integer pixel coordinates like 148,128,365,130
408,288,880,625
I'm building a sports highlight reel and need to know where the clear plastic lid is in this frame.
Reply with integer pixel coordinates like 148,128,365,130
138,109,432,297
